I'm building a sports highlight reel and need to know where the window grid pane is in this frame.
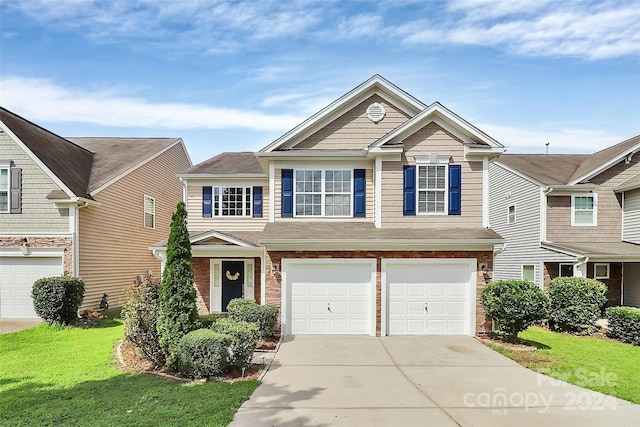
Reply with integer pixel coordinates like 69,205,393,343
215,187,251,217
324,170,351,217
417,165,446,214
523,265,535,282
295,170,323,216
574,196,594,224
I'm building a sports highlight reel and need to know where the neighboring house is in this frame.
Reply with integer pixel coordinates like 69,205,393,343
0,107,192,318
150,75,505,337
489,135,640,307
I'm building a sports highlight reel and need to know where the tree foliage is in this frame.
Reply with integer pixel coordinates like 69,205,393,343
157,201,199,367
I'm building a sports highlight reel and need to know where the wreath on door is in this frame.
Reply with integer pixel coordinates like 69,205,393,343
226,270,240,281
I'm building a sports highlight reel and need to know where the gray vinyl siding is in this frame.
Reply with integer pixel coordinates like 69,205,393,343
0,132,69,233
623,262,640,307
489,162,573,286
623,189,640,244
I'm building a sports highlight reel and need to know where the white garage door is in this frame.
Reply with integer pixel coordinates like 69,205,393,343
384,259,475,336
284,260,375,336
0,257,63,318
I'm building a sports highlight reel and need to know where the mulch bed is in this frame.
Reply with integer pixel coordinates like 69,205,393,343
116,336,281,382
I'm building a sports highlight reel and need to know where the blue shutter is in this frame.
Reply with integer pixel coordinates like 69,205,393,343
403,165,416,216
281,169,293,217
253,186,263,217
353,169,366,217
448,164,462,215
202,186,212,218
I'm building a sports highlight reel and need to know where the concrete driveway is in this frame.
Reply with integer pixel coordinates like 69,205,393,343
0,318,41,334
232,335,640,427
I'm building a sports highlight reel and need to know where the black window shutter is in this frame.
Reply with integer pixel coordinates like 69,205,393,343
252,186,263,217
403,165,416,216
281,169,293,217
448,164,462,215
202,186,212,218
353,169,366,217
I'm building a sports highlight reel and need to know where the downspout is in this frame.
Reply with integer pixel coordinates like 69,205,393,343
73,200,91,277
574,256,589,278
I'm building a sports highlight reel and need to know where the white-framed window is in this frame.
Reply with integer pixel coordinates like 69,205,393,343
144,195,155,229
214,187,252,217
0,166,8,213
522,265,535,283
508,204,516,224
594,263,610,279
294,169,351,217
417,164,447,214
571,194,597,226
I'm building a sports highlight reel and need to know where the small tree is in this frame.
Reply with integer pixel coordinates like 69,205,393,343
157,202,199,367
121,278,164,365
481,280,550,341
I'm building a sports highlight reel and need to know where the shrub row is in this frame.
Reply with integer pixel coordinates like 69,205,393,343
121,279,164,365
227,298,278,340
481,276,608,340
606,306,640,346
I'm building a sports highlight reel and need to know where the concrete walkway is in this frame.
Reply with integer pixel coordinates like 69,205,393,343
0,318,41,334
232,335,640,427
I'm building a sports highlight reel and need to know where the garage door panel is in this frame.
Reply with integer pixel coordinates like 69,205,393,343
0,257,63,318
386,260,473,336
287,260,374,335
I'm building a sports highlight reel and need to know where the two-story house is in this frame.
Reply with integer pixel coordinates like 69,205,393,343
489,135,640,307
150,75,505,337
0,107,192,318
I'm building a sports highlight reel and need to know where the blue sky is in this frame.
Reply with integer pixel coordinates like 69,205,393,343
1,0,639,164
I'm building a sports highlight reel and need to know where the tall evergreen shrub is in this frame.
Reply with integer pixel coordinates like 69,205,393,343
157,201,199,367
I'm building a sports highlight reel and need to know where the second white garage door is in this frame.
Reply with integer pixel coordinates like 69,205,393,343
383,259,476,336
0,256,63,318
283,259,376,336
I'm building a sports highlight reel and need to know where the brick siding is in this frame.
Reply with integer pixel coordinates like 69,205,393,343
0,236,73,274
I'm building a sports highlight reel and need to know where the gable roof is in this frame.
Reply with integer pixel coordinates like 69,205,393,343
615,172,640,192
497,135,640,187
0,107,94,199
179,152,265,176
569,135,640,184
260,75,426,152
69,137,182,192
497,154,589,186
370,101,503,149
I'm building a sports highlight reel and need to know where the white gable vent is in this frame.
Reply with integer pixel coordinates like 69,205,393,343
366,102,386,123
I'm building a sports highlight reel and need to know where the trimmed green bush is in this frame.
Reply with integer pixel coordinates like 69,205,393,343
606,306,640,346
31,276,85,325
548,277,607,335
211,317,259,369
481,280,550,340
227,298,279,340
157,201,199,368
121,278,164,365
176,329,231,379
196,313,226,329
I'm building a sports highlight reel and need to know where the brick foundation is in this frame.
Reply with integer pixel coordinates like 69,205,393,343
544,261,623,306
0,236,73,274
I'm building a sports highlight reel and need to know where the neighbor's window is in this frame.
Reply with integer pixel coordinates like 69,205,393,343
572,194,596,226
0,167,8,213
522,265,535,283
417,164,447,214
508,205,516,224
214,187,251,217
594,263,610,279
295,169,351,217
144,195,155,229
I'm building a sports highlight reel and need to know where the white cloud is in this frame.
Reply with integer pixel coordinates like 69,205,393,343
478,122,626,153
401,0,640,59
0,76,304,132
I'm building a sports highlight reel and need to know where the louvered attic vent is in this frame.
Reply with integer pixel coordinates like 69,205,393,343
366,102,386,123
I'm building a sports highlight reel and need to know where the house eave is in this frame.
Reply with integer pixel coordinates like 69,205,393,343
178,173,268,179
259,238,503,251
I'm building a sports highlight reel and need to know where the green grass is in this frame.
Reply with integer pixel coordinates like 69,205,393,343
0,319,259,426
488,326,640,404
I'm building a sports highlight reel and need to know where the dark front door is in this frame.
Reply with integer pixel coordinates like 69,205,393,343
222,260,244,311
560,264,574,277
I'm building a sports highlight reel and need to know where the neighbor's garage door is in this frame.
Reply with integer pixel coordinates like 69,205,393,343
0,257,63,318
384,259,475,336
284,259,375,335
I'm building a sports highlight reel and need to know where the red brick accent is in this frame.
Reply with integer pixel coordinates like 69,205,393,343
0,236,73,274
191,257,262,313
544,262,622,306
264,250,494,337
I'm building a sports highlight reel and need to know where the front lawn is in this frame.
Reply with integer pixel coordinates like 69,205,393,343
0,319,259,426
486,326,640,404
